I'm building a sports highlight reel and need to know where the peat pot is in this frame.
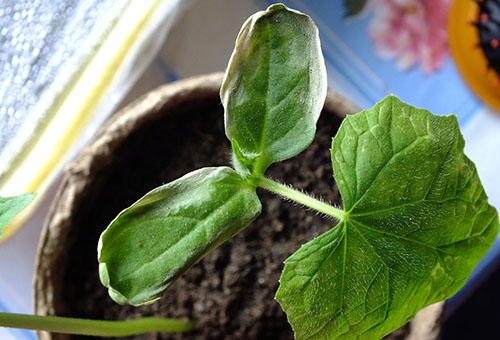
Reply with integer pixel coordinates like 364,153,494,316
34,73,444,340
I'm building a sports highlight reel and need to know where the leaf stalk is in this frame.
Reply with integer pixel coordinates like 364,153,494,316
255,176,344,220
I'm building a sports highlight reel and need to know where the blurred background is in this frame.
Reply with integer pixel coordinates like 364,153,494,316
0,0,499,339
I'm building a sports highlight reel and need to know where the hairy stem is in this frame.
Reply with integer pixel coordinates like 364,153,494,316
0,313,194,337
255,176,344,220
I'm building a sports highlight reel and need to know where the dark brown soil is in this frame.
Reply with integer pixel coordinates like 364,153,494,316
59,98,408,339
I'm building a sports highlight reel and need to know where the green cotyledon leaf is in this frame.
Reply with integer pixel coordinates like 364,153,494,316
221,4,327,177
0,193,36,236
98,167,261,306
276,95,498,340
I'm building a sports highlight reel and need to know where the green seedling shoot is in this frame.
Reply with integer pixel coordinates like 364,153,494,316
0,4,498,340
97,4,497,340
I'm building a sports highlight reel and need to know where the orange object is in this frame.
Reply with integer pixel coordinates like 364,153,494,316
449,0,500,111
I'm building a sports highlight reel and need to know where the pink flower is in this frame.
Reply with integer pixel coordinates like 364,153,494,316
368,0,452,74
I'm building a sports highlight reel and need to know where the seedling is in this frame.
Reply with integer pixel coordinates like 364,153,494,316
97,4,498,340
0,4,497,340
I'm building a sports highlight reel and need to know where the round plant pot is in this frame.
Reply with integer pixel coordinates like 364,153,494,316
34,73,444,340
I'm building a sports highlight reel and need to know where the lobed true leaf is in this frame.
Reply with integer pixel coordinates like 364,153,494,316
276,96,499,339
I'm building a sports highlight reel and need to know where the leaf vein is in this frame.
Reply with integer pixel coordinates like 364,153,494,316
348,195,475,218
348,136,424,213
423,130,457,201
351,219,457,256
292,224,346,293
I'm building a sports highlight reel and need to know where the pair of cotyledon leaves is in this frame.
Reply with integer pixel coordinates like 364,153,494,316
97,4,498,340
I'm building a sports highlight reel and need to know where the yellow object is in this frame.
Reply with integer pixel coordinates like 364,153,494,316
0,0,172,241
448,0,500,112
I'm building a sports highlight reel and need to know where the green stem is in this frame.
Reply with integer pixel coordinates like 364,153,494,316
255,176,344,220
0,312,194,337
